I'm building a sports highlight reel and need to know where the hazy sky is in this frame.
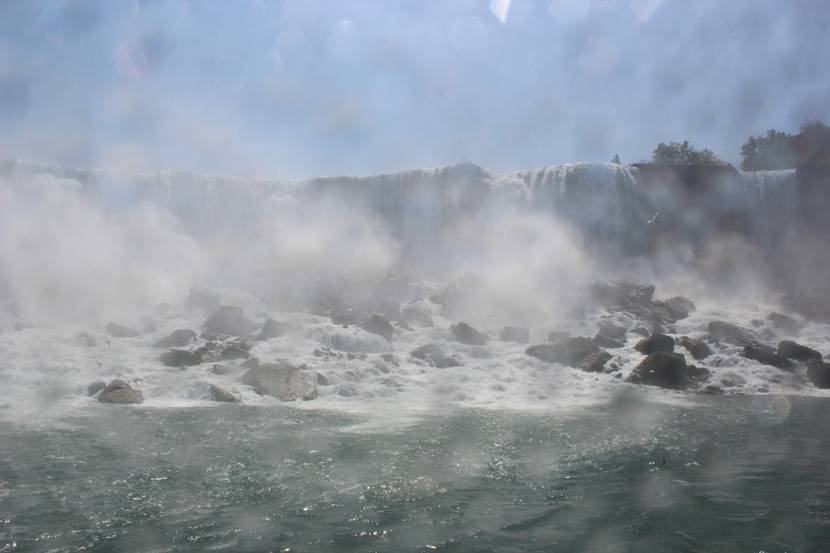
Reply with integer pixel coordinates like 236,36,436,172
0,0,828,178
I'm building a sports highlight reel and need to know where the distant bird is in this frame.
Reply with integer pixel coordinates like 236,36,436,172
648,211,663,225
105,340,111,346
95,361,102,368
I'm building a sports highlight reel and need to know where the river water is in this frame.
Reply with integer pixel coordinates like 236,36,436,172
3,395,829,552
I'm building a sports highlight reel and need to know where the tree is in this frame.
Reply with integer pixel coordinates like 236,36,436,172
793,120,830,169
651,140,726,165
739,129,796,171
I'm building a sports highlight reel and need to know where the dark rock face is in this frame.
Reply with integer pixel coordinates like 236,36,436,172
98,380,144,404
634,333,675,355
188,285,221,312
450,322,487,346
766,312,805,335
105,322,141,338
410,343,461,368
160,349,202,368
740,344,793,370
241,362,317,401
577,351,612,373
678,336,711,360
154,329,198,348
500,326,530,344
665,296,696,316
526,337,599,367
593,334,624,349
589,281,655,309
807,360,830,388
195,341,251,363
361,314,394,342
685,364,712,383
708,321,757,346
87,381,106,396
203,306,258,337
628,351,688,390
596,323,626,340
207,384,239,403
777,340,822,362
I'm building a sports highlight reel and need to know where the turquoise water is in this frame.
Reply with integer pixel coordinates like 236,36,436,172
2,395,830,552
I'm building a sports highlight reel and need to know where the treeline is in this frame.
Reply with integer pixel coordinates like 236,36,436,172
629,120,830,171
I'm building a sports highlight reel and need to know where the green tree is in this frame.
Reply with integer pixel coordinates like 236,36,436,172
651,140,726,165
793,120,830,168
739,129,797,171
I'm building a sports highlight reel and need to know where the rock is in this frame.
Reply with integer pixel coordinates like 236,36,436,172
195,341,251,363
105,322,141,338
410,343,462,368
138,316,157,333
203,306,258,338
630,327,651,338
700,384,724,395
98,379,144,404
154,329,198,349
87,381,106,396
361,314,394,342
548,331,572,343
685,364,712,383
258,319,301,340
665,296,696,315
75,332,96,347
207,384,239,403
634,333,675,355
589,280,655,309
450,322,487,346
707,321,757,346
740,344,793,370
577,351,612,373
649,300,686,325
400,299,435,327
678,336,711,360
777,340,822,362
766,312,805,335
526,337,599,367
241,362,318,401
806,360,830,388
593,334,624,349
188,285,221,312
596,322,626,340
500,326,530,344
160,349,202,368
211,363,238,376
628,351,688,390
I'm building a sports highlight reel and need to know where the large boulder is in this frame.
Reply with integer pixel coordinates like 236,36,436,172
195,341,251,363
450,322,487,346
678,336,711,360
777,340,822,362
241,362,317,401
154,328,198,348
105,322,141,338
400,299,435,327
361,314,394,342
589,280,655,309
410,343,462,368
707,321,757,346
98,379,144,404
766,312,805,335
87,380,106,396
628,351,688,390
577,351,612,373
526,337,599,367
806,360,830,389
160,348,202,368
203,306,258,337
634,333,675,355
740,344,793,370
207,384,240,403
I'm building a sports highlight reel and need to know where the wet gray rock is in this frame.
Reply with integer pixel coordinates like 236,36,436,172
258,319,301,340
596,322,626,340
634,333,675,355
105,322,141,338
707,321,757,346
593,334,624,349
577,351,612,373
766,312,805,335
154,329,198,348
548,331,572,343
361,314,394,342
160,348,202,368
241,362,318,401
410,343,462,368
589,280,655,309
807,360,830,388
526,337,599,367
195,341,250,363
87,381,106,396
451,322,487,346
203,306,258,338
665,296,696,316
740,344,793,370
188,285,221,312
500,326,530,344
98,379,144,404
207,384,240,403
777,340,822,362
400,299,434,327
628,351,688,390
678,336,711,360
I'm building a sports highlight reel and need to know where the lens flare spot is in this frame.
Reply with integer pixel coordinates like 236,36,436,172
490,0,512,23
110,41,146,79
629,0,664,22
751,394,791,425
549,0,591,25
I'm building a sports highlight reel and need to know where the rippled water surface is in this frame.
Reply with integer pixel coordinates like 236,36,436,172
2,396,830,552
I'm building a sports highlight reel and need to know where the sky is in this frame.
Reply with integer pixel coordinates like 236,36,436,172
0,0,828,179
